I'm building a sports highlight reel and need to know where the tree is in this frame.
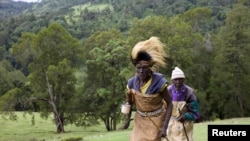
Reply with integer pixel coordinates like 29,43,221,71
0,60,29,117
80,29,130,131
12,23,82,133
207,2,250,119
128,15,171,47
0,60,15,97
176,7,213,121
180,7,212,33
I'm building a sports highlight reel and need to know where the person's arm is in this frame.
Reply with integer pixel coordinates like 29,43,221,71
178,88,200,122
119,108,133,130
185,94,200,121
159,86,173,137
120,88,135,130
126,88,135,105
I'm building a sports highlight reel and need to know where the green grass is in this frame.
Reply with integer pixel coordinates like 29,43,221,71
0,112,249,141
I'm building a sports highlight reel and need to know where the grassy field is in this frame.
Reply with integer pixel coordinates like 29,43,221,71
0,112,249,141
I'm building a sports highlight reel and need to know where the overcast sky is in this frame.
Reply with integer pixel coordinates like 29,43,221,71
13,0,41,3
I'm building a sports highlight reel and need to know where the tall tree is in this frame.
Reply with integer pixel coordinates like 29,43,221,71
208,1,250,119
180,7,212,33
0,60,15,97
81,29,130,131
176,7,213,121
12,23,82,133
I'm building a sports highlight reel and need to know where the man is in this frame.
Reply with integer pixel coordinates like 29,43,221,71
125,37,172,141
167,67,200,141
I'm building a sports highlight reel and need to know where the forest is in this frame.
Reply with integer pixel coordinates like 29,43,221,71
0,0,250,133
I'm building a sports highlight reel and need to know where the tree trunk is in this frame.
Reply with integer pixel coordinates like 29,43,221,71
55,112,65,133
45,73,65,133
104,116,111,131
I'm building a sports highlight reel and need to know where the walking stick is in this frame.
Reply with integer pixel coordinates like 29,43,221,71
178,108,189,141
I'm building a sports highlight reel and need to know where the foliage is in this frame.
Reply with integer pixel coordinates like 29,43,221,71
11,23,82,133
80,29,130,131
0,60,29,112
0,0,250,133
0,60,15,96
207,2,250,119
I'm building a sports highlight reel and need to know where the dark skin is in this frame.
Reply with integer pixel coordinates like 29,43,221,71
172,78,185,90
135,62,152,87
134,61,173,138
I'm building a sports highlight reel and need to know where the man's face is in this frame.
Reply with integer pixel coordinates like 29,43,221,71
135,61,151,80
172,78,185,89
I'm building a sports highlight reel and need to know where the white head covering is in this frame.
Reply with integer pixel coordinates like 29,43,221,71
171,67,185,80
